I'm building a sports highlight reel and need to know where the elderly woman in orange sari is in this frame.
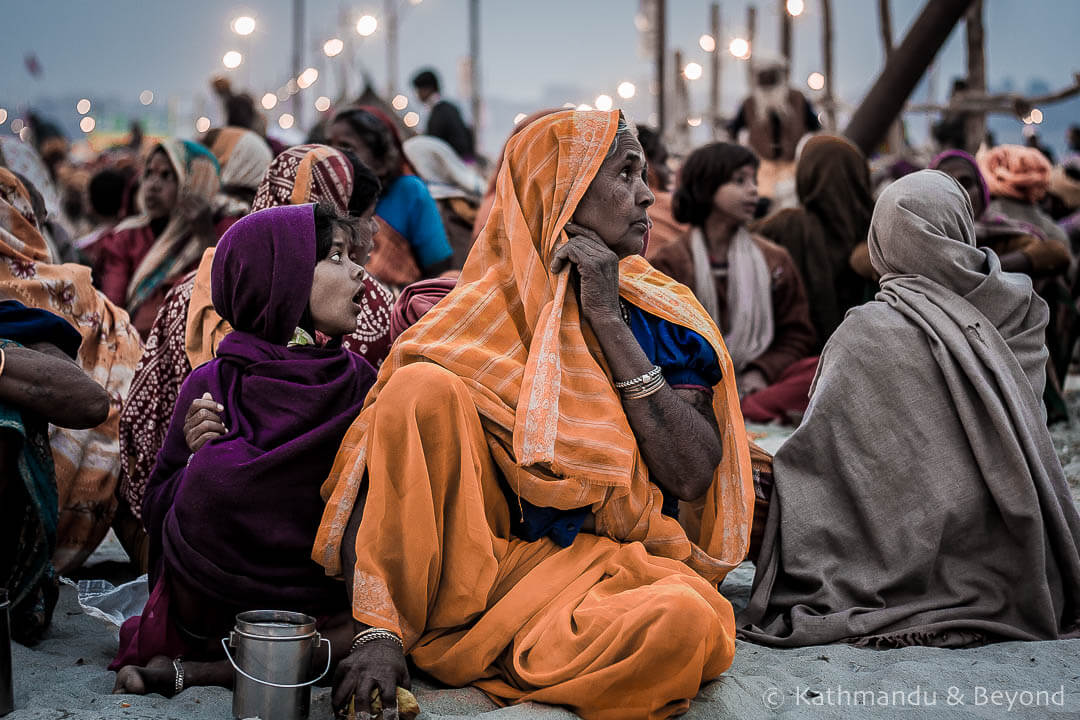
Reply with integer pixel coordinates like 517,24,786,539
314,110,756,720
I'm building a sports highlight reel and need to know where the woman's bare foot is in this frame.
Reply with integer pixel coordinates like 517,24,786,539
113,655,178,696
113,656,234,696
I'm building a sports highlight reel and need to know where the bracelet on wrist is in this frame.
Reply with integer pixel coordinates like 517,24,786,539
613,365,663,390
350,627,403,654
621,373,667,400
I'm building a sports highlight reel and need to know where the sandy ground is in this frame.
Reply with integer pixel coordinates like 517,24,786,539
8,393,1080,719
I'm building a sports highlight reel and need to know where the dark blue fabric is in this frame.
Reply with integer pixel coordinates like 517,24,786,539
512,502,590,548
513,305,721,545
0,300,82,359
624,303,722,388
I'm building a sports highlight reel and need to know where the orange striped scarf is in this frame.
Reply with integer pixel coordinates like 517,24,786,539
315,110,754,584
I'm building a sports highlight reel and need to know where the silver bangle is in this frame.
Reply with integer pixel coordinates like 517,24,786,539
350,627,403,654
613,365,662,390
173,657,184,694
621,374,667,400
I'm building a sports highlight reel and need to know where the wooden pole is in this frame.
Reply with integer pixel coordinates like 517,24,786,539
780,0,793,71
747,5,757,88
291,0,305,128
385,0,399,97
878,0,905,152
673,49,690,152
844,0,975,156
710,2,722,139
964,0,986,153
469,0,481,149
878,0,894,53
822,0,835,130
656,0,667,134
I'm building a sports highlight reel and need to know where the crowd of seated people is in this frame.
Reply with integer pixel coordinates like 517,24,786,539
3,87,1080,720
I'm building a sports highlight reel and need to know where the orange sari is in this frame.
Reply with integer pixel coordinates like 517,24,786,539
314,110,754,720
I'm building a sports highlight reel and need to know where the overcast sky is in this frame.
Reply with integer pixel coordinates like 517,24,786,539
2,1,1078,156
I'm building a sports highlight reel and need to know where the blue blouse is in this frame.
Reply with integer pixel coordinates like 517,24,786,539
375,175,453,269
511,304,721,547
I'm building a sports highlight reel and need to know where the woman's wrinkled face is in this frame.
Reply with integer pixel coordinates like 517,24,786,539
712,164,759,225
936,157,985,218
309,226,368,337
141,150,178,219
572,132,655,258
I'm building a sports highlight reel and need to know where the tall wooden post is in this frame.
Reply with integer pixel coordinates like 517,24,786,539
291,0,305,128
878,0,905,152
710,3,723,139
747,4,757,87
964,0,986,153
780,0,793,71
655,0,667,134
469,0,481,148
673,49,690,152
844,0,975,155
385,0,399,97
822,0,835,130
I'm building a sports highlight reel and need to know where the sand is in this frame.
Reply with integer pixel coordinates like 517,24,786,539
7,399,1080,719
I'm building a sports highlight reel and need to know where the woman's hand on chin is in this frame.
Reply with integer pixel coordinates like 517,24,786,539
550,222,622,327
332,637,411,720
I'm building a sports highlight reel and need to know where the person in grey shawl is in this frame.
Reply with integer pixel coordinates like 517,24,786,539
738,170,1080,648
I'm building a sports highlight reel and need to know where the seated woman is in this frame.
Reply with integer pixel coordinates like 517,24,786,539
111,203,378,694
651,143,817,424
0,169,142,576
977,144,1071,254
895,149,1077,422
200,126,274,218
115,144,392,568
739,171,1080,648
753,135,874,348
328,106,453,284
0,300,109,645
94,139,232,338
314,110,758,720
851,150,1071,280
403,134,486,270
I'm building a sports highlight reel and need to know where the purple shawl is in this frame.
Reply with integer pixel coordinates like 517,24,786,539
143,204,375,613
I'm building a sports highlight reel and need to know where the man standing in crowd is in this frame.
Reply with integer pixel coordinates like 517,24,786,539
412,68,475,162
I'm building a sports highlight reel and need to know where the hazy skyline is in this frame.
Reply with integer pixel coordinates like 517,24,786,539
2,1,1078,156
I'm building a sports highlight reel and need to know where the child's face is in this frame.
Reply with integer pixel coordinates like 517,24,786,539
712,164,759,225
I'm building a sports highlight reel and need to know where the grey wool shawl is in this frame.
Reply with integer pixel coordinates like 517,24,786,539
738,171,1080,648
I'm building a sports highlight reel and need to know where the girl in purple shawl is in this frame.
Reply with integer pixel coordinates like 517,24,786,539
111,203,377,696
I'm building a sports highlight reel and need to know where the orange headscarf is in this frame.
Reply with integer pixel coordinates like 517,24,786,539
316,110,754,583
471,108,560,239
977,144,1052,204
0,168,143,573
